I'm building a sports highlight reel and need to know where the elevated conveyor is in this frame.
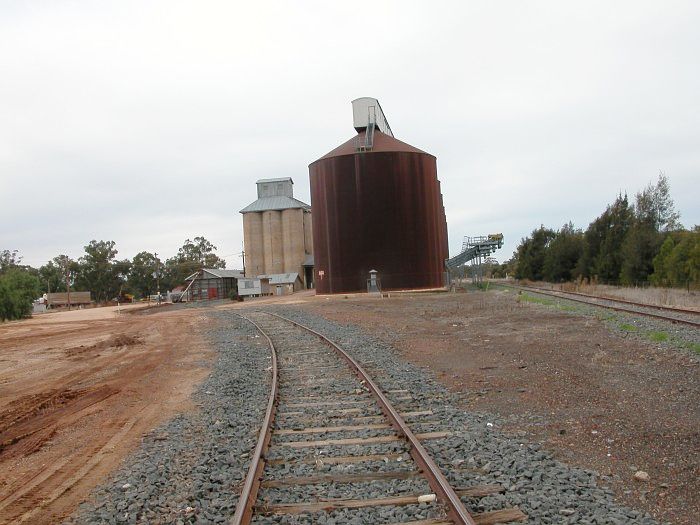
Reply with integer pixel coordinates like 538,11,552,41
446,234,504,270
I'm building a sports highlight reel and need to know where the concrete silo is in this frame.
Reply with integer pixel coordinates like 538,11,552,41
240,178,314,287
309,98,448,294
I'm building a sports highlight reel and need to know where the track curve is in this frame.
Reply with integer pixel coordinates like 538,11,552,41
230,311,528,525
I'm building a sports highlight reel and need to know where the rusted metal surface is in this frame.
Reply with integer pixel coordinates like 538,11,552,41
263,311,477,525
309,130,449,294
229,314,278,525
505,283,700,327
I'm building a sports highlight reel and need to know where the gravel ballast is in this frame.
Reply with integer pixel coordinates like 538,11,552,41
267,306,662,525
68,306,664,524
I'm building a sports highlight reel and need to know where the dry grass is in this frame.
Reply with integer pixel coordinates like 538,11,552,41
542,281,700,309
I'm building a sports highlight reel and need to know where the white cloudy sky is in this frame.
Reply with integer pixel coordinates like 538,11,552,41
1,1,698,268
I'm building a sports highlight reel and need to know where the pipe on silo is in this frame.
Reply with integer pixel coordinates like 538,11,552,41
243,212,264,277
282,208,304,275
263,211,284,274
303,210,313,257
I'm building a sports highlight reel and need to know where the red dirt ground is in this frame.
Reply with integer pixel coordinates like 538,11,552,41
0,306,212,525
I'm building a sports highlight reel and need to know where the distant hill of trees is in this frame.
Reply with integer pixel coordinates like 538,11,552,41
0,236,227,321
496,173,699,289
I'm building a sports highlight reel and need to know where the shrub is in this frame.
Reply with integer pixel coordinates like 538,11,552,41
0,268,40,321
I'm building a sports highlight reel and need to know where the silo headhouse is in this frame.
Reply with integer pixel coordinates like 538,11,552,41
309,98,449,294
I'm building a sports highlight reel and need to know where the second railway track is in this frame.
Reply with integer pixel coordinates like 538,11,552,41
231,311,527,525
500,283,700,328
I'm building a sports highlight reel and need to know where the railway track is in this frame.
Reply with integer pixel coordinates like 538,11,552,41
231,311,527,525
500,283,700,328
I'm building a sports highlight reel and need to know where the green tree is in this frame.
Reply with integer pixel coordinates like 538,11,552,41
491,259,515,279
576,194,633,282
113,259,132,299
0,250,22,274
543,222,584,282
635,171,681,233
128,251,161,299
688,228,700,285
594,194,633,282
38,261,63,294
620,173,680,284
38,255,78,294
176,237,226,268
619,223,659,285
163,237,226,289
514,226,556,281
0,268,40,321
651,228,700,288
577,217,605,280
75,240,124,302
650,236,675,286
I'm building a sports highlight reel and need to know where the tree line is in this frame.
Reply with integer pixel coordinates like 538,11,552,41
497,173,699,288
0,236,227,321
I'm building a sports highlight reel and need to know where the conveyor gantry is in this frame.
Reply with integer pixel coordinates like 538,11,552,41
445,234,504,270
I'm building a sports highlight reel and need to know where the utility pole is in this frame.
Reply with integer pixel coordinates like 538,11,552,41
155,252,161,305
65,266,71,311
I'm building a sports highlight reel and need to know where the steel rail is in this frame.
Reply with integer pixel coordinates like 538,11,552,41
262,311,477,525
502,284,700,328
526,285,700,316
230,313,279,525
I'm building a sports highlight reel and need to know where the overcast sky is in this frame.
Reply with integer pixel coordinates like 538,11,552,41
1,1,698,269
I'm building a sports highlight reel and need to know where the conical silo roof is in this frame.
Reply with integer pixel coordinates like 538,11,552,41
312,130,433,163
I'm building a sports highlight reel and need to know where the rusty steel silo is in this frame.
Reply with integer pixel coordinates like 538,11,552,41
309,98,448,294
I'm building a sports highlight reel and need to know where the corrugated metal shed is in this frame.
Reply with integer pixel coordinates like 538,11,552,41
184,268,242,300
238,277,262,296
258,272,300,284
203,269,245,279
239,196,310,214
185,269,244,280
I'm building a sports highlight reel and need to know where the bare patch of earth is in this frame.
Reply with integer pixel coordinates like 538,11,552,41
0,307,213,524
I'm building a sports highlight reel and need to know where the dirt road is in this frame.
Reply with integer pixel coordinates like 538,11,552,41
0,306,212,524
